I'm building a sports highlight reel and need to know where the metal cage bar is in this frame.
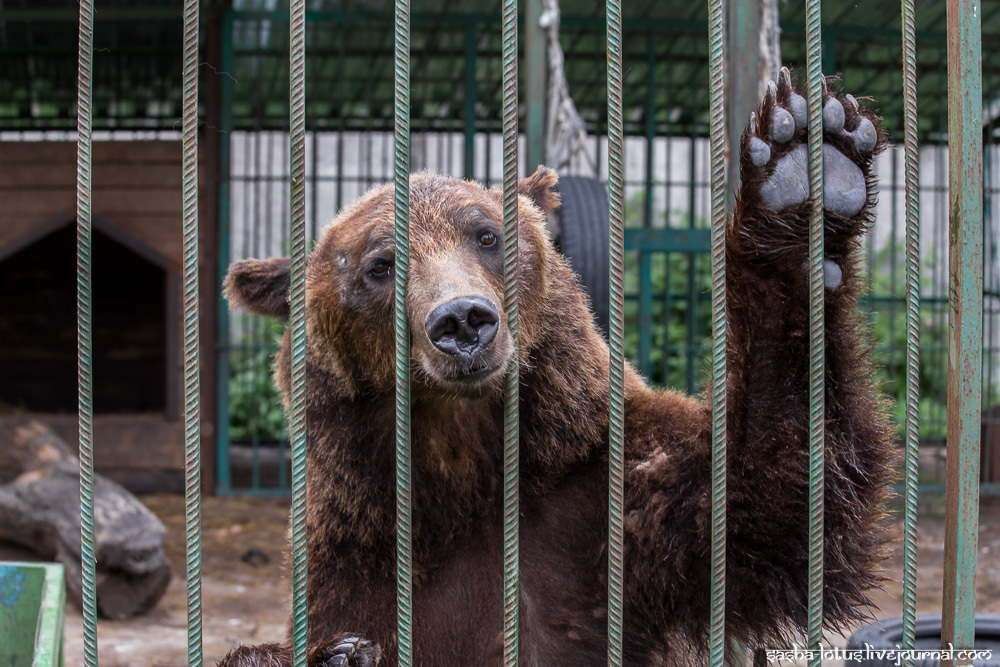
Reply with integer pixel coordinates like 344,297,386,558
606,0,626,664
393,0,414,663
706,0,727,660
289,1,310,665
182,0,203,665
900,0,921,661
500,0,521,664
943,0,983,656
76,0,98,664
804,0,827,660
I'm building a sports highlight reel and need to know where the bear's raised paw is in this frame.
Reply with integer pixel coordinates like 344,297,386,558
744,66,882,220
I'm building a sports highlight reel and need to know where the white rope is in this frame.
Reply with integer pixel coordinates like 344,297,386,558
542,0,591,173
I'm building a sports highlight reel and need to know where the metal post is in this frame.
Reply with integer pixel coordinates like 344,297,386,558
638,33,656,379
215,9,235,494
900,0,921,662
76,0,98,664
182,0,203,663
525,0,545,171
725,0,759,206
464,25,478,180
707,0,728,660
393,0,414,663
289,1,309,665
501,1,521,664
606,0,625,663
942,0,983,662
804,0,826,660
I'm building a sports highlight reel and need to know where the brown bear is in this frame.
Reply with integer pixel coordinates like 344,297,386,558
219,71,893,666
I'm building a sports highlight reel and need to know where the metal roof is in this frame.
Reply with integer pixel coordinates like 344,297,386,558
1,0,998,142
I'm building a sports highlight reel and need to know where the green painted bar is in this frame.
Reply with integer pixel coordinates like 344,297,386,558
942,0,983,662
463,25,478,180
75,0,98,664
288,0,309,665
501,0,520,663
900,0,920,662
685,145,698,395
181,0,203,664
215,9,235,494
706,0,727,658
524,0,545,174
606,0,626,662
804,0,826,661
638,252,653,378
725,0,759,209
638,36,656,378
393,0,414,663
644,33,656,230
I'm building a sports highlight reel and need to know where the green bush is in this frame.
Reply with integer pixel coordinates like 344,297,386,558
228,316,287,442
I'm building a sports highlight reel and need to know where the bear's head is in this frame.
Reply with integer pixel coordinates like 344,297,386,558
224,167,563,399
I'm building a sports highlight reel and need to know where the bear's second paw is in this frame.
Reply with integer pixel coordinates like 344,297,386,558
744,67,882,220
312,635,381,667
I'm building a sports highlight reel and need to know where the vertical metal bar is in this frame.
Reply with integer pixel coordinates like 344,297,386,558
215,10,234,494
685,142,697,395
501,0,520,664
182,0,203,663
942,0,983,660
822,39,836,79
464,25,478,179
707,0,727,657
289,2,309,665
804,0,826,659
725,0,759,209
524,0,545,172
393,0,414,663
644,33,656,229
900,0,920,661
639,34,656,379
76,0,97,664
311,131,319,242
639,252,652,378
607,0,626,662
890,151,899,377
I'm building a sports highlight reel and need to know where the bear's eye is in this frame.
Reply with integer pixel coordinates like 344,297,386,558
369,260,393,278
479,231,498,247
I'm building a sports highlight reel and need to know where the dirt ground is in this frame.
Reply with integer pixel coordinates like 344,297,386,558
6,493,1000,666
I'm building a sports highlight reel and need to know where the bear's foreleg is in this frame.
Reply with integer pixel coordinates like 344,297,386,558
622,70,894,653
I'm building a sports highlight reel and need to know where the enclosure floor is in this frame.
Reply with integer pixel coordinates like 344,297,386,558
3,494,998,666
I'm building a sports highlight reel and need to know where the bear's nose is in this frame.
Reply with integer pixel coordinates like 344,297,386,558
425,295,499,359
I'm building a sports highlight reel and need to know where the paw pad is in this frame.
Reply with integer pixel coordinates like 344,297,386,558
823,98,845,133
747,66,880,220
801,259,845,290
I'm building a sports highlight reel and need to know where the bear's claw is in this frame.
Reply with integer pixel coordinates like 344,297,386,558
746,66,882,221
314,636,380,667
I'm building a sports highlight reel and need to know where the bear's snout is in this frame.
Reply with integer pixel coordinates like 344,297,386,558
425,295,499,361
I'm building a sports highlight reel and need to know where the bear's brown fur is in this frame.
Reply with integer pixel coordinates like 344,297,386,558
219,77,893,666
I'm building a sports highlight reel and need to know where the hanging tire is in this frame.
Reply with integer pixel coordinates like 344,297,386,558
554,175,610,337
846,614,1000,667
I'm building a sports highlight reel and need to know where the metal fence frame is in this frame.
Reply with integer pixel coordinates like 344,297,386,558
72,0,983,665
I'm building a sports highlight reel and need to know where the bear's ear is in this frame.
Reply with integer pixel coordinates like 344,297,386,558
224,257,291,320
518,165,560,212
